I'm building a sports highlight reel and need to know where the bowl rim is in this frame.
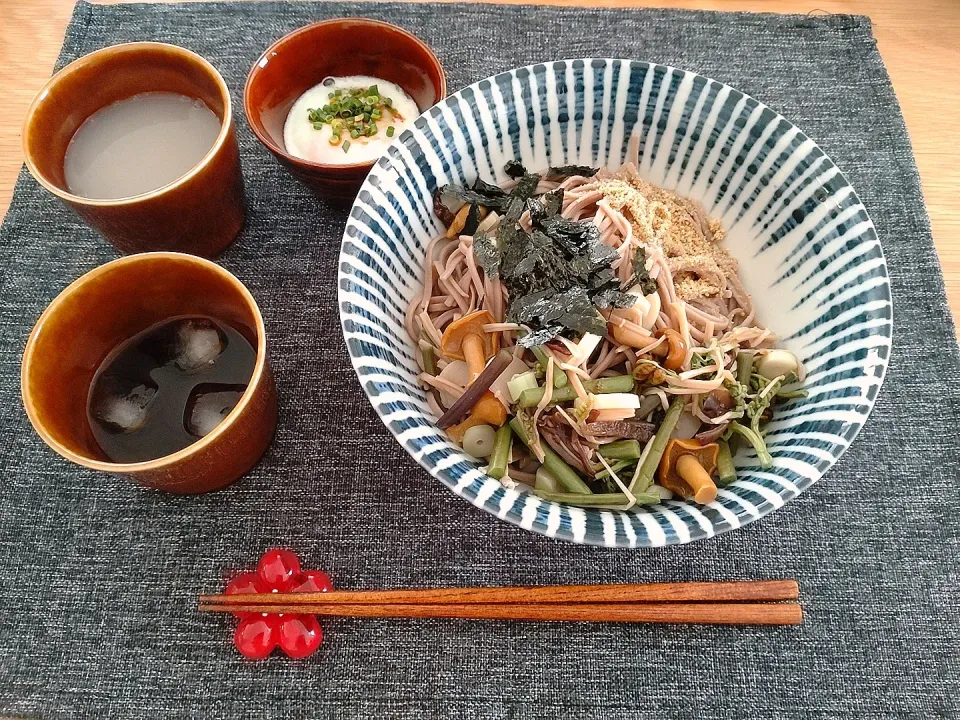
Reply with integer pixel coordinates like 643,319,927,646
20,252,270,473
21,41,234,207
338,57,894,547
243,17,448,173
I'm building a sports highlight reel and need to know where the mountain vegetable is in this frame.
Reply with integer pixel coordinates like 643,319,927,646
413,156,806,510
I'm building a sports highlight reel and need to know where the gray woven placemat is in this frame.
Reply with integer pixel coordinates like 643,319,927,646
1,2,958,718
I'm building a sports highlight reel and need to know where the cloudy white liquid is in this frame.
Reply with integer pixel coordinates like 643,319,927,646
64,92,221,200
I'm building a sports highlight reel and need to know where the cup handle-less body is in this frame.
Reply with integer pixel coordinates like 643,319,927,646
22,42,246,258
21,253,276,494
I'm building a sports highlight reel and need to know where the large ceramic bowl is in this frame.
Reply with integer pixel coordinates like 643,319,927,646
338,59,892,547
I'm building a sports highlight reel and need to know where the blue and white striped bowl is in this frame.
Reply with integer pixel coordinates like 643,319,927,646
338,59,892,547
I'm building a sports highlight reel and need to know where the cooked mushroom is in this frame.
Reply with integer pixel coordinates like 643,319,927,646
439,311,506,439
650,328,686,371
657,438,720,504
440,310,500,381
702,387,734,419
446,393,507,442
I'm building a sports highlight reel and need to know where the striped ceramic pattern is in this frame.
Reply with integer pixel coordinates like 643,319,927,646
338,59,892,547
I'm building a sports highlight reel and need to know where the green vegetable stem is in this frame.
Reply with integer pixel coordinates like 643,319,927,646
509,418,591,494
597,439,642,461
516,374,635,408
736,351,754,386
420,344,436,376
486,425,512,480
534,490,661,507
629,396,684,493
595,459,634,480
726,422,773,469
716,440,737,485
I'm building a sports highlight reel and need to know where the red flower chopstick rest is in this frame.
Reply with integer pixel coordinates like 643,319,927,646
224,549,332,659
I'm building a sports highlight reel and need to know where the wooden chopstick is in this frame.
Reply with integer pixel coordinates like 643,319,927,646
198,601,803,625
200,580,798,606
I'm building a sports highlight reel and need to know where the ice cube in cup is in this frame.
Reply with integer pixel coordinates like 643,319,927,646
90,375,159,434
173,317,227,371
184,383,247,437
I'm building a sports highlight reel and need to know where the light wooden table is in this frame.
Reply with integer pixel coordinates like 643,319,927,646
1,0,958,329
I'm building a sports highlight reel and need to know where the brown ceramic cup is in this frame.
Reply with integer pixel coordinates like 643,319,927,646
21,253,277,494
22,42,245,258
244,18,446,203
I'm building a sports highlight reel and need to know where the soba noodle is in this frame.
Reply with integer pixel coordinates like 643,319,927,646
407,138,805,509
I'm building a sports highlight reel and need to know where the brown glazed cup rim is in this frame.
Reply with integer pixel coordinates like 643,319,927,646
22,42,234,208
21,252,269,473
243,18,447,173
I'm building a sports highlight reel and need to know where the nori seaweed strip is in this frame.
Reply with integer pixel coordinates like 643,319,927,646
461,203,482,236
502,197,526,222
527,189,564,224
593,288,638,309
546,164,600,180
438,183,507,211
509,286,606,338
497,222,527,277
504,160,527,179
472,233,501,278
472,177,508,199
529,231,575,289
512,239,540,277
508,287,556,324
458,159,646,344
510,173,542,201
551,287,608,336
518,325,564,348
587,240,619,269
588,266,618,291
630,247,658,295
535,214,601,255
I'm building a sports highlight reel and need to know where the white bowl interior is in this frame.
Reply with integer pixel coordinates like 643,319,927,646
339,59,892,546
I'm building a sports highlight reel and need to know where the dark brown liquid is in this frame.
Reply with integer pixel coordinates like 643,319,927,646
87,316,256,463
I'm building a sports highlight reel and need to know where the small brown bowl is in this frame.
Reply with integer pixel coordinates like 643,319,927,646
21,253,277,494
22,42,246,258
244,18,446,203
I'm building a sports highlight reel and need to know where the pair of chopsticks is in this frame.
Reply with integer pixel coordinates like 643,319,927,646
200,580,802,625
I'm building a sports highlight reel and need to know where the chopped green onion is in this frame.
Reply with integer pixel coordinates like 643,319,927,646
342,140,351,153
309,84,397,143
